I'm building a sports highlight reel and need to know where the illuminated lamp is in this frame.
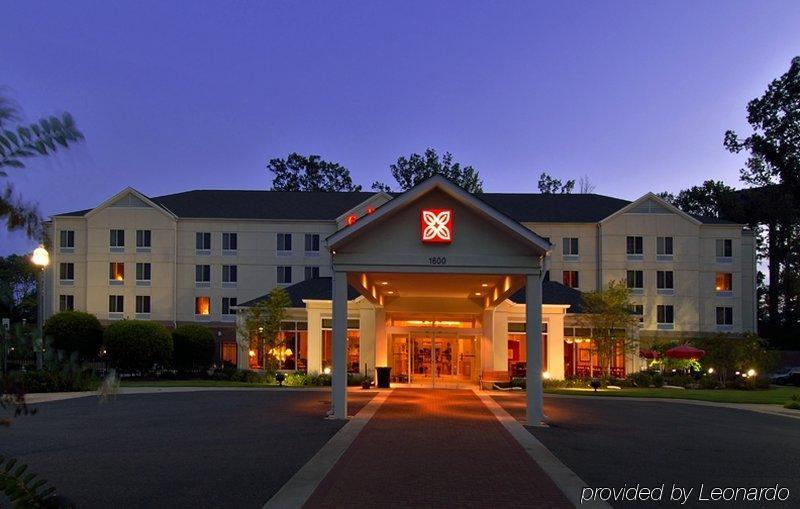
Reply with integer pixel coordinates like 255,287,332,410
346,214,357,226
366,207,375,214
474,292,482,296
481,283,489,287
323,366,332,375
542,371,551,380
747,368,756,377
248,350,256,357
565,338,574,344
707,367,714,374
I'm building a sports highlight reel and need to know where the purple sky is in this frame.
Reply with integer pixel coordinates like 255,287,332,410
3,1,800,255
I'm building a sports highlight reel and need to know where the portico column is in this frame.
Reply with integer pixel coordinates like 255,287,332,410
331,271,348,419
525,272,544,425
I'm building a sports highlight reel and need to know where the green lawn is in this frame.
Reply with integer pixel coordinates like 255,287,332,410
544,386,800,405
122,380,278,388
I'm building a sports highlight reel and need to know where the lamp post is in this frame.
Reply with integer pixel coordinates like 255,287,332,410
31,245,50,370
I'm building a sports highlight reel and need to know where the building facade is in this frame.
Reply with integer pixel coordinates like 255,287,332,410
45,178,757,391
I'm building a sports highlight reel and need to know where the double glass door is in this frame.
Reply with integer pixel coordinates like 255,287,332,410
390,330,479,386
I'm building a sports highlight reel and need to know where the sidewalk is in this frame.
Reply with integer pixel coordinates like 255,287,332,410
304,388,571,508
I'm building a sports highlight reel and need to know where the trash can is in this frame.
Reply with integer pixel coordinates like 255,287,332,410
376,367,391,388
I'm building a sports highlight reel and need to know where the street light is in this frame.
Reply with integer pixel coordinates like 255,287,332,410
31,245,50,370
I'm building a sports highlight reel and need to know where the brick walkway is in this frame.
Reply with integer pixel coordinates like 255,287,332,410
305,389,571,508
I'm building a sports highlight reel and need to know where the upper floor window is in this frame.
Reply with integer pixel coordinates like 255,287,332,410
716,306,733,326
656,236,673,257
59,262,74,281
59,230,75,250
562,270,579,289
716,239,733,259
136,229,151,249
222,265,238,284
109,262,125,282
656,270,674,290
109,295,124,313
196,232,211,252
222,297,237,315
277,233,292,252
305,266,320,280
626,270,643,290
222,232,238,252
277,266,292,284
626,236,643,256
657,304,674,325
195,264,211,285
136,295,151,314
562,237,579,258
110,229,125,250
59,294,74,311
136,262,151,282
715,272,733,292
305,233,320,253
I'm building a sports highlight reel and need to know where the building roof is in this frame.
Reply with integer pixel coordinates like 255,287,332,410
54,188,737,224
509,281,584,313
240,277,583,311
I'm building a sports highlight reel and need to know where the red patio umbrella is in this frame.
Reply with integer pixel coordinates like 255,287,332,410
639,348,659,359
665,344,706,359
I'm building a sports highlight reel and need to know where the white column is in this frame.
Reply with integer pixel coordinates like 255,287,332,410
331,271,348,419
525,272,544,425
306,307,323,374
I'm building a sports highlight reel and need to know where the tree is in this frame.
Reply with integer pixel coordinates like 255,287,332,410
43,311,103,360
267,153,362,192
1,93,84,237
537,172,574,194
104,320,173,374
578,175,596,194
237,287,291,371
377,148,483,193
581,280,637,377
670,180,735,218
0,254,37,323
172,325,215,372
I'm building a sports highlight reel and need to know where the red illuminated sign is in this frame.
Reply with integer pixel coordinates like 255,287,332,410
420,209,453,243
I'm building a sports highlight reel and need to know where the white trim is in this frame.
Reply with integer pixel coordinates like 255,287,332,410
84,187,178,220
599,192,702,226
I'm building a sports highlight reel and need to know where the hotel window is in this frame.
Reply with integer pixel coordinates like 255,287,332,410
108,295,124,313
715,272,733,292
321,319,359,373
110,229,125,251
195,296,211,316
275,321,309,372
195,265,211,286
222,232,237,252
305,233,320,253
506,322,549,375
305,266,320,280
109,262,125,282
716,306,733,326
626,236,643,256
626,270,643,290
277,266,292,284
136,229,151,250
136,262,151,283
277,233,292,253
562,237,579,259
562,270,579,289
656,304,674,325
222,265,238,284
135,295,151,314
656,236,673,259
59,295,74,311
656,270,674,291
59,230,75,251
716,238,733,258
222,297,237,315
59,262,74,281
196,232,211,252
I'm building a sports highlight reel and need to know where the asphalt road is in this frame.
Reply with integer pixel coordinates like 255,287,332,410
495,395,800,508
2,390,375,509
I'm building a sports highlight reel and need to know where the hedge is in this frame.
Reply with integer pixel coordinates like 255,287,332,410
43,311,104,359
104,320,173,373
172,325,215,371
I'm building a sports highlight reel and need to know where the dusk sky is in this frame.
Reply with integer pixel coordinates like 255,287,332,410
3,1,800,255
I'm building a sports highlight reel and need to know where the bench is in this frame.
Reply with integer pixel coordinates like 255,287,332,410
479,370,511,390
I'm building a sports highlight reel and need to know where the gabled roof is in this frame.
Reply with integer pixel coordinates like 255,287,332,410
509,281,583,312
238,277,362,308
477,193,631,223
327,175,552,253
85,187,177,220
600,192,701,225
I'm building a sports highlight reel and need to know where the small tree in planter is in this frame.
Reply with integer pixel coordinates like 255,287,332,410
237,287,291,372
581,280,637,378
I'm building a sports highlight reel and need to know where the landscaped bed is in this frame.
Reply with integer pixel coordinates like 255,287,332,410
543,386,800,405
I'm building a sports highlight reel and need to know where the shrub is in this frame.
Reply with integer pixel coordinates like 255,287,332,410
698,375,718,390
229,370,267,383
652,373,664,387
43,311,103,359
664,374,694,388
284,372,310,386
785,394,800,410
627,371,653,388
16,368,96,393
104,320,173,374
172,325,215,372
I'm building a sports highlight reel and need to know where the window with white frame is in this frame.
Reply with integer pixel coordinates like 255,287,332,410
110,229,125,249
305,266,320,280
277,233,292,252
626,236,643,255
222,297,237,315
716,306,733,326
628,304,644,326
626,270,643,290
716,238,733,258
59,230,75,250
195,265,211,285
136,262,151,282
196,232,211,251
656,270,674,290
109,262,125,282
656,236,673,257
277,266,292,284
562,270,579,289
657,304,674,325
108,295,124,313
562,237,579,258
59,262,74,281
222,232,237,251
715,272,733,292
59,295,74,311
195,296,210,316
135,295,151,314
305,233,320,253
222,265,238,284
136,229,151,249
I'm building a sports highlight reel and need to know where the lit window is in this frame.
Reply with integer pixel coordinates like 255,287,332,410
195,265,211,283
60,230,75,249
59,295,74,311
277,266,292,284
110,229,125,248
109,262,125,281
136,229,151,248
716,239,732,258
626,236,643,255
657,236,673,255
59,262,75,281
222,265,238,283
305,266,320,280
626,270,643,289
136,263,151,281
656,270,674,289
305,233,320,252
222,232,237,251
716,306,733,325
195,297,211,315
196,232,211,251
562,270,579,289
657,304,674,324
108,295,124,313
715,272,732,292
136,295,151,314
277,233,292,252
222,297,237,315
562,237,579,256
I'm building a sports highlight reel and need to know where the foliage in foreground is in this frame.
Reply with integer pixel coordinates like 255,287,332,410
0,455,65,508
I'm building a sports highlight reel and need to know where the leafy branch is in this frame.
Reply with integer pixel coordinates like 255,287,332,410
0,455,58,508
0,113,83,171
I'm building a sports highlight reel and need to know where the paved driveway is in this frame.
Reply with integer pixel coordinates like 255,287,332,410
2,390,375,509
494,394,800,508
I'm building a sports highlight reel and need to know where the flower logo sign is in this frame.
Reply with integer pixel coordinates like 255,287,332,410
420,209,453,243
